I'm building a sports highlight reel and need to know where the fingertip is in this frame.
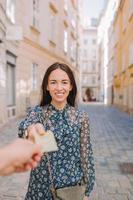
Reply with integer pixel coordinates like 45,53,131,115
24,163,32,171
39,131,46,135
33,154,41,162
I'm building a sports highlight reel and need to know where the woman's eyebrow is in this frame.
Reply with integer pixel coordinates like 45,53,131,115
49,79,69,81
62,79,69,81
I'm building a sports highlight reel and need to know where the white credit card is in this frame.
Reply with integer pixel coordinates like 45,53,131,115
34,130,58,153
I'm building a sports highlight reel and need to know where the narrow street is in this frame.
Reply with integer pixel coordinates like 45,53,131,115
80,103,133,200
0,103,133,200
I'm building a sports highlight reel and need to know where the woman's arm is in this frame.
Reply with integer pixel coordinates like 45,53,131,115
80,112,95,198
18,106,43,138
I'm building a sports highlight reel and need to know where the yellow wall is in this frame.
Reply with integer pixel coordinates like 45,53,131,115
113,0,133,113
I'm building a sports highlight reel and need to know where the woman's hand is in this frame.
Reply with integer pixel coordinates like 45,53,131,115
83,196,90,200
27,123,46,143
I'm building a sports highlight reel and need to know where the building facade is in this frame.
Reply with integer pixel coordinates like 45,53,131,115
97,0,121,104
113,0,133,114
80,20,99,102
0,0,19,124
0,0,80,125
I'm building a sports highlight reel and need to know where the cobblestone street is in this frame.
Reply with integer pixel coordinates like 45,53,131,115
0,103,133,200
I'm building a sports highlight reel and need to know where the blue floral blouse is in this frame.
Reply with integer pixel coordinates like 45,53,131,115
18,104,95,200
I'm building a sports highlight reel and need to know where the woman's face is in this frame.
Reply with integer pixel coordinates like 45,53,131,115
47,68,72,107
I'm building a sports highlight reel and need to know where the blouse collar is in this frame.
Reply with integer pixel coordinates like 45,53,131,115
49,103,69,113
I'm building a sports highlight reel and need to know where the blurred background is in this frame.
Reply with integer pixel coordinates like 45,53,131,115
0,0,133,125
0,1,133,200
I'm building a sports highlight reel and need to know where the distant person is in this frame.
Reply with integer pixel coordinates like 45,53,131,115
18,62,95,200
91,95,96,102
85,88,92,102
0,138,42,176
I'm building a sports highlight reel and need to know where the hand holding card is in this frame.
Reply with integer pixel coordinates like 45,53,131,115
26,123,58,153
33,130,58,153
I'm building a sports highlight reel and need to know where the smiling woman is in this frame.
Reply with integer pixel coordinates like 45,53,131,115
45,68,72,109
18,62,95,200
40,62,77,107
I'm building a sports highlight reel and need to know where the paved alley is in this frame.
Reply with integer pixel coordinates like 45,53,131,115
80,103,133,200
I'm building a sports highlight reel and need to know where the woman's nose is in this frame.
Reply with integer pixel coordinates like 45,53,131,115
56,84,63,90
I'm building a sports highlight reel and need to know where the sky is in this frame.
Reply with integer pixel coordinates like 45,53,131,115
82,0,108,25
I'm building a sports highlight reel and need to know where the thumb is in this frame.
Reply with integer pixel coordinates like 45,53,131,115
35,123,46,135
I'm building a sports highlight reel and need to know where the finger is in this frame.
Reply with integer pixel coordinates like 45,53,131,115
24,160,38,170
32,154,42,162
31,161,38,169
27,125,38,137
28,130,39,143
27,124,36,132
35,123,46,135
15,166,28,173
23,163,32,171
1,166,15,176
28,135,35,143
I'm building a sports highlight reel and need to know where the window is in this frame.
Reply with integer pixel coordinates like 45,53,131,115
123,11,127,32
64,0,68,12
32,0,39,28
71,19,76,29
64,30,68,53
49,14,56,44
92,49,96,59
83,39,88,45
83,62,88,72
70,40,76,61
6,0,15,24
123,87,128,106
6,52,16,107
114,25,119,44
129,0,133,19
129,41,133,66
92,39,96,45
92,61,96,70
122,53,126,71
114,53,117,75
130,85,133,108
32,63,38,90
83,49,87,57
6,63,15,106
92,76,96,84
83,76,88,85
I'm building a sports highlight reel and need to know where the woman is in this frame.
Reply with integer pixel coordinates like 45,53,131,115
18,62,95,200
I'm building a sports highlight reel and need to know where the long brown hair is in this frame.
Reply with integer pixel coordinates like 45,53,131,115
40,62,77,107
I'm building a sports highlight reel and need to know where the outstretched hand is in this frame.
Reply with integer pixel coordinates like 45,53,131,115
0,138,42,176
27,123,46,142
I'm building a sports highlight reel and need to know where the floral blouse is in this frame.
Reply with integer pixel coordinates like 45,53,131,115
18,104,95,200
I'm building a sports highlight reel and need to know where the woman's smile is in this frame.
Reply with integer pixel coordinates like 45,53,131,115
47,68,72,108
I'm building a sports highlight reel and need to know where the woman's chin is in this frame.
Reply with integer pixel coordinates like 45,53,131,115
53,98,66,104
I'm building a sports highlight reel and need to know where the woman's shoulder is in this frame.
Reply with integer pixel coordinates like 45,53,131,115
68,105,89,120
27,105,42,113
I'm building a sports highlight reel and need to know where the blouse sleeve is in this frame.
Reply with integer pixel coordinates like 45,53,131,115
80,112,95,197
18,105,42,138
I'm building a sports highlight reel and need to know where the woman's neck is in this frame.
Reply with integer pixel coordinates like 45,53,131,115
51,101,67,110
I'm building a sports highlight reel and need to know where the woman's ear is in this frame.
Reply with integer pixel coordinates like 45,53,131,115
46,85,49,91
69,85,72,91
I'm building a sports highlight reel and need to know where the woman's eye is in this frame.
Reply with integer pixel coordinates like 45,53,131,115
50,81,56,84
62,81,68,84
